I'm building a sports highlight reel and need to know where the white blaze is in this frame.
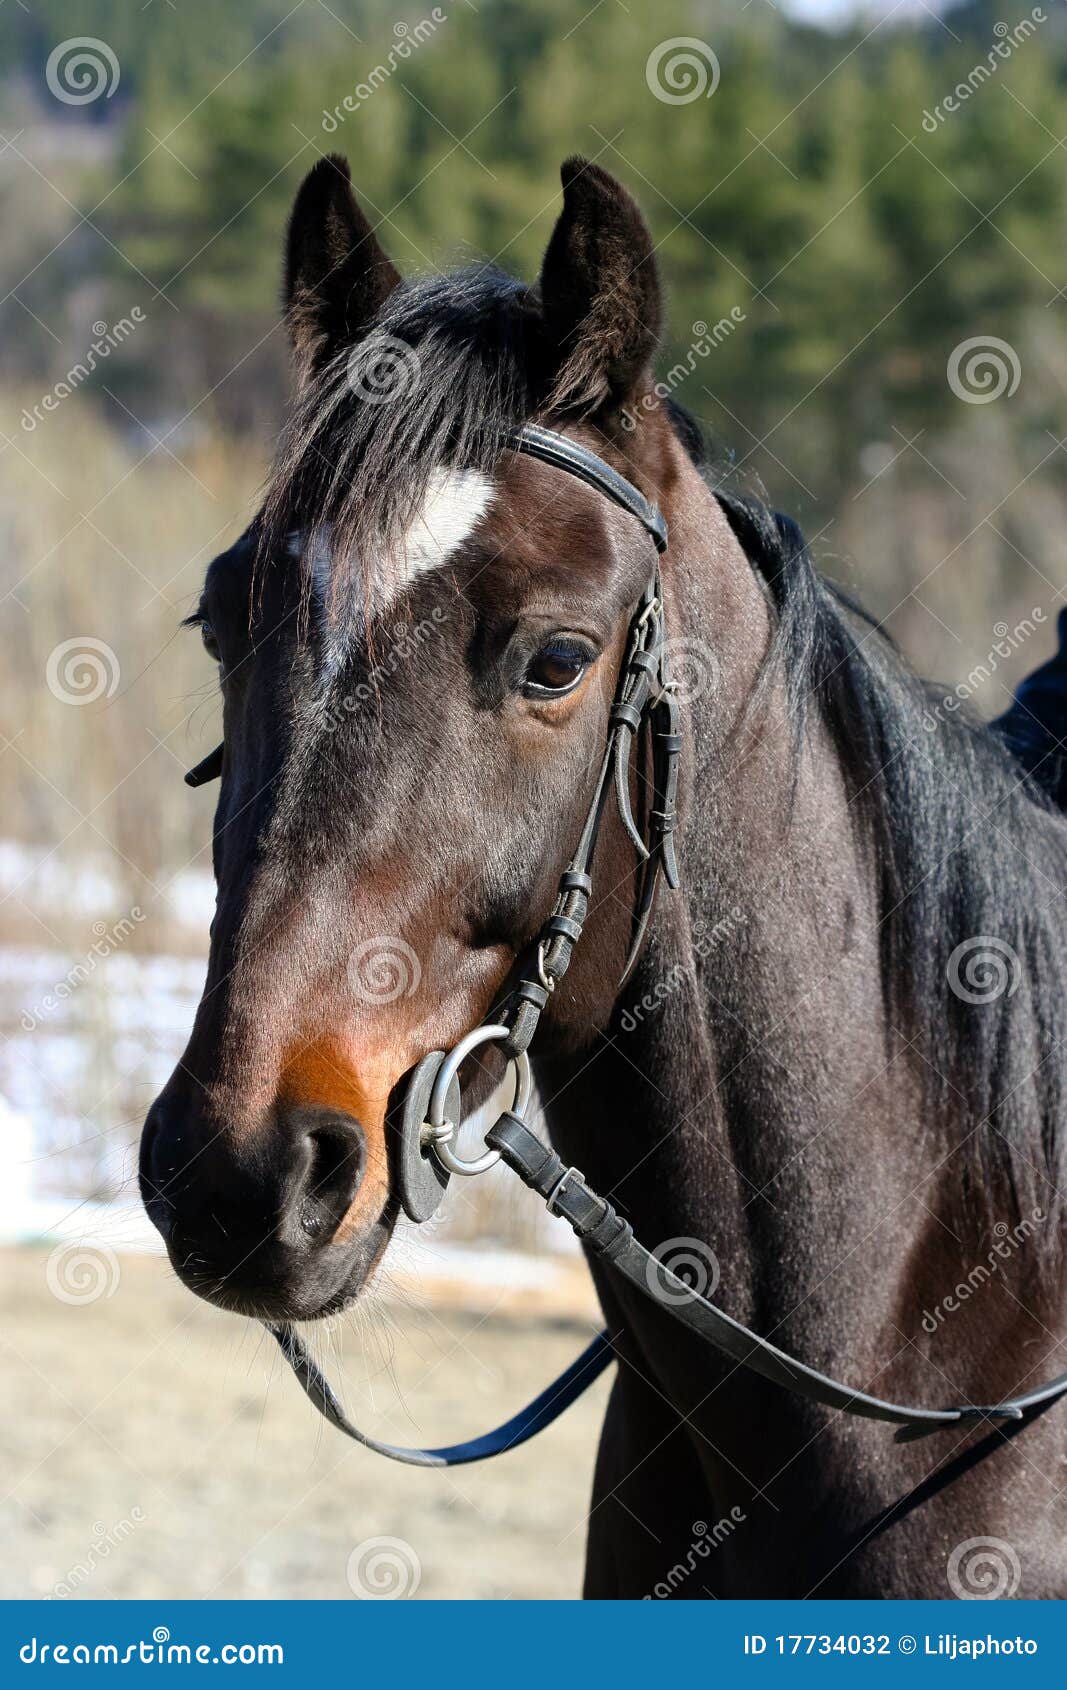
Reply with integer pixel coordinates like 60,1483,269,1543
390,467,495,588
290,468,495,610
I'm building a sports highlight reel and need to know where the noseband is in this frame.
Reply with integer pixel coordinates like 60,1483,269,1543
187,424,1067,1462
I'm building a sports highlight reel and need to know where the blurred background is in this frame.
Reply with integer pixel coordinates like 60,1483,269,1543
2,0,1066,1600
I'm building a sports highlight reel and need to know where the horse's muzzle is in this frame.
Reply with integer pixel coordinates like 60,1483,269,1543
139,1095,382,1320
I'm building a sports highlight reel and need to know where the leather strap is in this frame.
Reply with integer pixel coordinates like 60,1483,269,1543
185,742,223,788
268,1322,614,1466
268,1113,1067,1464
485,1112,1067,1437
511,424,668,553
498,427,677,1051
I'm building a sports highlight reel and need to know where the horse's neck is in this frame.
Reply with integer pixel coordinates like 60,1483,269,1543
545,731,899,1333
543,475,921,1346
544,468,1067,1425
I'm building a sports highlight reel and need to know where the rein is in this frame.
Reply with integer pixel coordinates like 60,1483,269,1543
189,424,1067,1460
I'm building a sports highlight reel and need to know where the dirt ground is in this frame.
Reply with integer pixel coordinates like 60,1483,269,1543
0,1245,612,1600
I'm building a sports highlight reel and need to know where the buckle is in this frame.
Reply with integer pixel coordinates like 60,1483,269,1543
545,1165,585,1216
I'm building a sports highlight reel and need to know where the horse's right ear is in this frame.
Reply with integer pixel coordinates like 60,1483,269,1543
283,154,402,387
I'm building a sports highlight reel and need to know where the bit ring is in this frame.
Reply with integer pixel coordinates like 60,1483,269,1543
424,1023,532,1177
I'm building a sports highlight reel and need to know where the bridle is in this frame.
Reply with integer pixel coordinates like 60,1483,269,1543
186,423,1067,1464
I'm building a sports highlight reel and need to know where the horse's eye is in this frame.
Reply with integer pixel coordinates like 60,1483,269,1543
200,620,221,663
524,637,593,697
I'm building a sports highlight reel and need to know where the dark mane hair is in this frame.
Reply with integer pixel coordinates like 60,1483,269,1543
261,263,1066,1230
691,416,1067,1233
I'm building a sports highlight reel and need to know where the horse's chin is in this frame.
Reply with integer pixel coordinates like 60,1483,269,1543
167,1210,396,1323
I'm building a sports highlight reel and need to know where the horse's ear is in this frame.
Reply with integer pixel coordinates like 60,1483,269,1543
283,154,402,386
538,157,662,415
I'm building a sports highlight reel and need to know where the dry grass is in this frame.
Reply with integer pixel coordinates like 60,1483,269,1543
0,1245,607,1600
1,394,265,909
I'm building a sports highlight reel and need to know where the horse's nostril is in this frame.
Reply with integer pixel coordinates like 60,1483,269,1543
285,1109,367,1244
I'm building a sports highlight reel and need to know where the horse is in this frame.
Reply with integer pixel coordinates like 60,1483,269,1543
140,154,1067,1598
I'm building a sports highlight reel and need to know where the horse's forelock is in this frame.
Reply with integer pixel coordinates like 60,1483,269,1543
258,266,538,611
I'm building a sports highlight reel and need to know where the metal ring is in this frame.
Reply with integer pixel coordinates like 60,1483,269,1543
426,1023,532,1177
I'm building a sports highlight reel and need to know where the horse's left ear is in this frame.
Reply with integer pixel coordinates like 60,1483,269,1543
283,153,402,387
538,157,663,415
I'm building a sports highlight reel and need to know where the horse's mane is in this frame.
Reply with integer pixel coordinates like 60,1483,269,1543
676,405,1067,1233
260,262,1066,1230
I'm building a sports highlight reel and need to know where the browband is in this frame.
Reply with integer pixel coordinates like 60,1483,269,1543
509,424,668,553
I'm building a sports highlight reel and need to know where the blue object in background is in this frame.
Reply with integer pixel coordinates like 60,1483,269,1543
992,607,1067,808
